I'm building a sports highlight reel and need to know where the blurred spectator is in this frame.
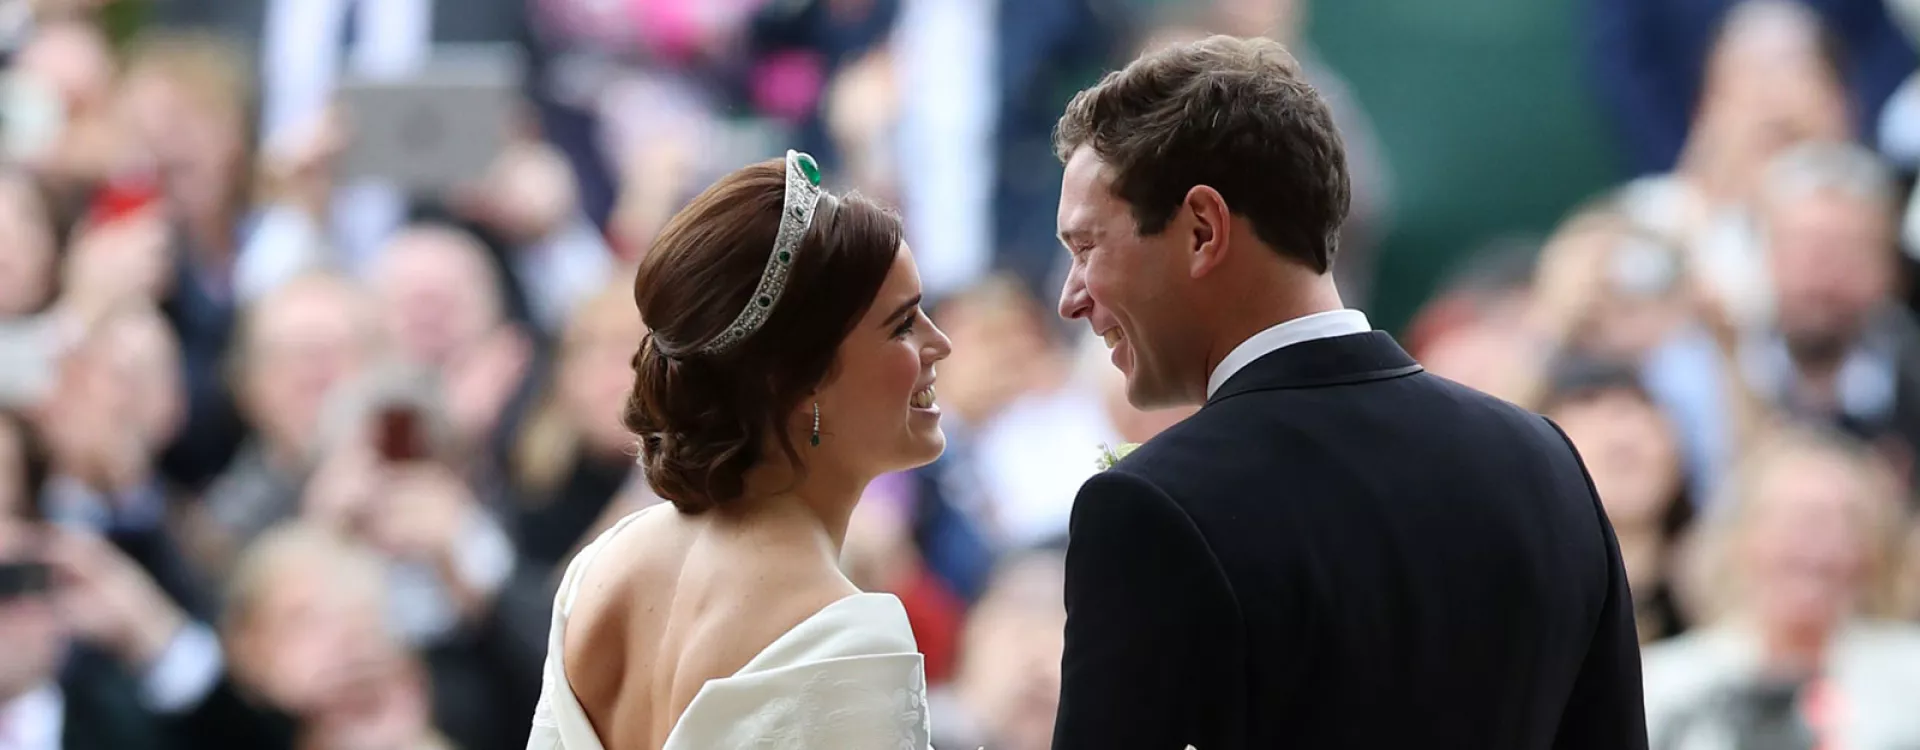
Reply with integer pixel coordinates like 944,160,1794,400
929,546,1066,750
149,0,533,269
32,302,215,620
890,0,994,299
911,276,1062,576
748,0,900,173
368,222,536,471
1522,201,1757,503
992,0,1130,301
445,137,614,335
975,332,1195,548
1645,426,1920,750
112,30,295,488
1589,0,1914,177
0,409,48,519
301,365,505,636
1743,140,1920,488
0,520,298,749
299,364,546,750
119,30,328,302
7,14,121,203
1538,356,1696,643
224,522,450,750
1407,237,1545,403
193,271,383,576
0,168,59,318
507,278,643,568
1619,0,1855,332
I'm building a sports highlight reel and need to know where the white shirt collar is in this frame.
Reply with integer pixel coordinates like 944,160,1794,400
1205,309,1373,399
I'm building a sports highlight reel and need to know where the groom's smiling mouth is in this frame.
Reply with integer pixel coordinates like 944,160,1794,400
1101,328,1123,348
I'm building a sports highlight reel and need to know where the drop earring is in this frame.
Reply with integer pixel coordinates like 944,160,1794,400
810,402,821,447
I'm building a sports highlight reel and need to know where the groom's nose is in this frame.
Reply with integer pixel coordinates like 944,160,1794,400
1058,265,1091,322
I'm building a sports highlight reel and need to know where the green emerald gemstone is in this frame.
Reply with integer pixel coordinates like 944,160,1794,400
758,296,772,307
796,153,821,186
777,250,791,263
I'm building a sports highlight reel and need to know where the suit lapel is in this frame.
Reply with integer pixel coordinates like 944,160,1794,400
1206,331,1423,406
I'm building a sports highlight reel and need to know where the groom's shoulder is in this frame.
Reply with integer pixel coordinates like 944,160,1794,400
1124,372,1578,481
1100,410,1247,488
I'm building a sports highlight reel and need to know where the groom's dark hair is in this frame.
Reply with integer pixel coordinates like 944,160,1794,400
1054,35,1350,273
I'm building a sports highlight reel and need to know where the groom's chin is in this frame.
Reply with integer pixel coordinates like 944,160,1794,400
1124,373,1190,411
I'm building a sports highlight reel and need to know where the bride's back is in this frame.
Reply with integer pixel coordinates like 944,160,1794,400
561,505,856,749
530,152,945,749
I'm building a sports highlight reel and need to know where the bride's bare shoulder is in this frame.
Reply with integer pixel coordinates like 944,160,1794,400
559,506,862,745
567,505,854,630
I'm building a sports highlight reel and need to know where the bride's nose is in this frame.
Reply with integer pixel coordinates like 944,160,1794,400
923,320,953,363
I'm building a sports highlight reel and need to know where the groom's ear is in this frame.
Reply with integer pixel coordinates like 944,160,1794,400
1184,185,1231,279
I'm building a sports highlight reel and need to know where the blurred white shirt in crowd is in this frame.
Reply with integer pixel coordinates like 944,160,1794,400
894,0,996,302
263,0,429,271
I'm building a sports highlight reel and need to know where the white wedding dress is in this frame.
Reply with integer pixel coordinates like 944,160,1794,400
527,510,934,749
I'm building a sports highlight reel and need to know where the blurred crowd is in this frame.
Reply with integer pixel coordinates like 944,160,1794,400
1,0,1919,748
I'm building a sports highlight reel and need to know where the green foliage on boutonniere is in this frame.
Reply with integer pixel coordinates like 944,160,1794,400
1096,442,1141,470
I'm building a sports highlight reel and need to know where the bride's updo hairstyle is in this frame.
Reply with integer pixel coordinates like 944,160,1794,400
625,153,902,513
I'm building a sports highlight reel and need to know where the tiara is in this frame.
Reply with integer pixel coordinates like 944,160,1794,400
693,150,826,357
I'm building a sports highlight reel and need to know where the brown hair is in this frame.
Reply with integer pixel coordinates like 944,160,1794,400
626,159,902,513
1054,35,1350,272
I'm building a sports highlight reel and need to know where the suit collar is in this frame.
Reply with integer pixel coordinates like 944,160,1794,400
1206,309,1373,398
1205,331,1423,405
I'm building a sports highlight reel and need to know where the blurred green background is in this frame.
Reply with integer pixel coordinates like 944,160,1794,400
1313,0,1622,332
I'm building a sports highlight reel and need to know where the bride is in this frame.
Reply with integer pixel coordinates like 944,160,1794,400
527,151,952,748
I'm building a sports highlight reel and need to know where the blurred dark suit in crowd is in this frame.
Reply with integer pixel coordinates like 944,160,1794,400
993,0,1131,303
1589,0,1917,176
57,647,297,750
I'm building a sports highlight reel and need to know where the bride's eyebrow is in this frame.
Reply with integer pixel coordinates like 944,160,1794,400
880,295,923,329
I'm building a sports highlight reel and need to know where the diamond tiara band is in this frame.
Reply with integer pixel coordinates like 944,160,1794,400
692,150,826,357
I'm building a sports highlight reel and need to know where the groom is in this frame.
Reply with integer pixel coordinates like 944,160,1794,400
1048,36,1648,750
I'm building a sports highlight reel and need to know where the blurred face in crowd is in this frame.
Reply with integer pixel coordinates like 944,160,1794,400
1691,4,1849,193
0,174,56,317
1766,190,1894,364
1547,387,1683,530
1739,450,1888,633
239,277,379,463
94,309,187,448
37,306,185,480
229,534,412,725
0,524,61,705
7,20,117,178
1565,225,1692,360
1058,147,1211,408
11,19,114,113
120,63,249,227
371,227,503,370
557,284,645,455
934,284,1053,425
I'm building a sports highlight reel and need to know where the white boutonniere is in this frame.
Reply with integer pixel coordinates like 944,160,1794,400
1096,442,1141,470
